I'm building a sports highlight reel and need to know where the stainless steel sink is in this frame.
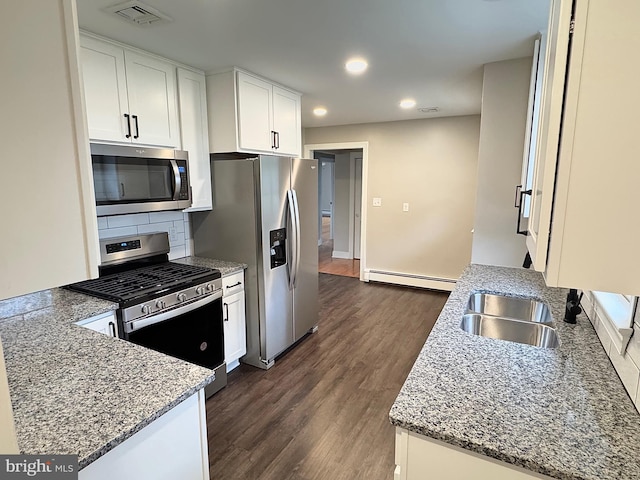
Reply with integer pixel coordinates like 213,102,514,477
466,293,552,324
460,314,560,349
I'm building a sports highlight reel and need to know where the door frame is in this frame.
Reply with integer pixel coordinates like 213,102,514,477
304,142,369,282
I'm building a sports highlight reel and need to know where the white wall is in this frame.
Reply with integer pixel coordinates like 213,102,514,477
471,57,531,268
332,152,351,256
319,156,334,215
305,116,480,284
97,212,192,260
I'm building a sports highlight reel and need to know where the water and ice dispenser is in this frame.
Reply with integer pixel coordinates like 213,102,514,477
269,228,287,268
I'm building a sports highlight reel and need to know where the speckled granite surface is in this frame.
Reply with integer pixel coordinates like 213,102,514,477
390,264,640,480
0,288,216,469
173,256,246,277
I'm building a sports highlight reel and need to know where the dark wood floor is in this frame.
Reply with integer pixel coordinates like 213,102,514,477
205,274,449,480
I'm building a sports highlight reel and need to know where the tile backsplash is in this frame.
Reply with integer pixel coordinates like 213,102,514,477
97,211,192,260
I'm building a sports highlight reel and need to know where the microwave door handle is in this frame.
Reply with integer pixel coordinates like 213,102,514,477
170,160,181,201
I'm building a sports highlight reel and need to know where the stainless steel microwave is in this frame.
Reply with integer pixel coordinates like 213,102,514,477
91,143,191,216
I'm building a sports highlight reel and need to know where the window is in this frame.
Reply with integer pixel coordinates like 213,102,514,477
589,291,637,353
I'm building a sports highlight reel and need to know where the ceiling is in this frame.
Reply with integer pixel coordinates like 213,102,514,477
76,0,550,128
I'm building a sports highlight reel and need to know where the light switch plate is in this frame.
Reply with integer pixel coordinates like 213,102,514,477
373,197,382,207
403,203,409,212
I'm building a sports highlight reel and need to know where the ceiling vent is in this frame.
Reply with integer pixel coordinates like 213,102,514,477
105,1,173,26
418,107,440,114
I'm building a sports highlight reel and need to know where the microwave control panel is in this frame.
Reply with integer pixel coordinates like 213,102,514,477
178,162,189,200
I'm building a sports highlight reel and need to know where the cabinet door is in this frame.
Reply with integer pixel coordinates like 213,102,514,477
124,51,180,147
272,86,302,156
177,68,212,211
223,291,247,364
236,72,273,152
80,36,130,143
526,0,572,271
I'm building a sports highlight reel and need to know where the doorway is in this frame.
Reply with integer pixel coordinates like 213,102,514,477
312,147,364,279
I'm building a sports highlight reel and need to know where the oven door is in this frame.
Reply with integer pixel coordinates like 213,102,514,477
125,293,224,370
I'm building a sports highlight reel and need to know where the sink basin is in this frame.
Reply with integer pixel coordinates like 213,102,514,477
467,293,552,324
460,314,560,349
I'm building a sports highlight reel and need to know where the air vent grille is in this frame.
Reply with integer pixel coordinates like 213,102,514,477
105,1,172,26
418,107,440,113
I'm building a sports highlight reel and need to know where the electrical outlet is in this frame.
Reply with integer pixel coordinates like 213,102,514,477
403,203,409,212
169,227,178,243
373,197,382,207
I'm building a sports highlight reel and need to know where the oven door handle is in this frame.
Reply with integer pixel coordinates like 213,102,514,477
126,291,222,333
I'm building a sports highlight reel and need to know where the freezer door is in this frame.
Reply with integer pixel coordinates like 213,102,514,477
291,158,319,341
258,156,294,361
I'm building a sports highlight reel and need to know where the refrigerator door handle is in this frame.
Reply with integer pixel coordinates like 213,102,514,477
291,189,302,288
286,189,297,290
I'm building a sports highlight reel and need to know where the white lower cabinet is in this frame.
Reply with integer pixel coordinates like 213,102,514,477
79,390,209,480
394,428,552,480
222,272,247,372
75,312,119,338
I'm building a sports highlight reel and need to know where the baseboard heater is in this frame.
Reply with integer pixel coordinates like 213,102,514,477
365,269,457,292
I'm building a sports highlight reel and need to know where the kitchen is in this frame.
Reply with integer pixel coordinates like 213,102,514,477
2,0,640,479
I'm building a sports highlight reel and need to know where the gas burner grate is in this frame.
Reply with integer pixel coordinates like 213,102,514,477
67,262,220,302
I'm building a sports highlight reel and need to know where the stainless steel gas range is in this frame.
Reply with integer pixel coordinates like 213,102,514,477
67,232,226,397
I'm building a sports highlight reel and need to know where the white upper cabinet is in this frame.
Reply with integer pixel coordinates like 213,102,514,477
272,86,302,156
177,68,212,212
1,0,99,301
526,0,640,296
237,72,274,152
80,34,180,148
207,68,302,157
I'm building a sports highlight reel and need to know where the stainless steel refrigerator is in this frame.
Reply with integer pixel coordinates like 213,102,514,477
191,153,318,369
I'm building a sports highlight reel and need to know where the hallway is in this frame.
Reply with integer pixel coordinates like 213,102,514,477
318,216,360,278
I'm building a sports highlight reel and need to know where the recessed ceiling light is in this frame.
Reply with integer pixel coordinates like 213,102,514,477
399,99,417,109
345,58,368,74
313,107,328,117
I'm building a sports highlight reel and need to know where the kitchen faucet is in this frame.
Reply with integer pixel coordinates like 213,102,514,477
564,289,582,323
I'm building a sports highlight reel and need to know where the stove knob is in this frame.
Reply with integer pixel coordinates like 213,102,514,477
155,300,165,309
177,293,187,302
196,286,205,296
141,304,151,315
206,283,214,292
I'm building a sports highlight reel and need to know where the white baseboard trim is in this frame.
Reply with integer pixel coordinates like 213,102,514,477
332,250,352,259
365,269,456,291
226,359,240,373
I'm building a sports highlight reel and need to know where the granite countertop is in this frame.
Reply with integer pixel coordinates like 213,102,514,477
390,264,640,480
173,256,247,277
0,287,216,469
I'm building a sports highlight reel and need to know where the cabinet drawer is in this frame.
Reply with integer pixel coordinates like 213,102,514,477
222,271,244,296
